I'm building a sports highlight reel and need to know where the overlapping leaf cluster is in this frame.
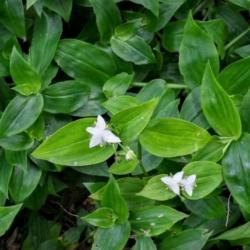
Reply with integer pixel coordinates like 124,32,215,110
1,0,250,249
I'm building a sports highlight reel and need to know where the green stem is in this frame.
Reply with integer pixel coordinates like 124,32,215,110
167,83,189,89
225,27,250,51
137,142,147,176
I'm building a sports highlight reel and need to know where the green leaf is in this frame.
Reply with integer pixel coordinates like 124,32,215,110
218,56,250,96
0,133,33,151
132,236,157,250
183,161,223,200
102,176,129,223
110,34,156,65
43,0,73,22
109,158,138,175
241,89,250,132
32,118,115,166
229,0,250,10
215,221,250,241
130,0,159,16
146,0,185,32
5,150,27,171
0,94,44,137
10,48,41,95
179,13,219,88
29,12,62,75
0,0,25,38
26,0,38,9
9,163,42,203
43,81,90,114
0,204,22,237
92,222,130,250
102,95,140,115
0,150,13,197
137,174,176,201
201,63,242,139
140,118,211,158
111,99,158,142
130,205,187,236
89,0,121,41
55,39,117,86
222,133,250,213
159,229,211,250
103,72,133,98
81,207,118,228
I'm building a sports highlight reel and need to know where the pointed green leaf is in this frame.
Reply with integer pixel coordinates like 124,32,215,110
130,205,187,236
132,236,157,250
201,63,242,139
102,176,129,223
0,204,22,237
140,118,211,158
222,133,250,213
10,48,41,95
0,94,44,137
32,118,115,166
111,99,158,142
179,13,219,87
130,0,159,16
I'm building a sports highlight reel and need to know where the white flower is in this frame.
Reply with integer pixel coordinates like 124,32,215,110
125,149,136,160
180,175,196,196
86,115,121,148
161,171,184,195
161,171,196,196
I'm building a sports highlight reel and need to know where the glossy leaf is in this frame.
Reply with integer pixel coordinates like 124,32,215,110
43,81,90,114
43,0,73,22
0,0,25,38
160,229,211,250
29,12,62,74
222,133,250,213
201,63,242,139
0,204,22,237
130,205,187,236
132,236,157,250
179,13,219,88
137,174,176,201
90,0,121,41
140,118,211,158
9,163,42,203
55,39,117,86
183,161,223,200
102,176,129,223
32,118,115,166
103,72,133,98
109,158,138,175
111,34,156,65
0,134,33,151
111,99,158,142
218,56,250,96
0,94,44,137
81,207,117,228
10,48,41,95
92,222,130,250
130,0,159,16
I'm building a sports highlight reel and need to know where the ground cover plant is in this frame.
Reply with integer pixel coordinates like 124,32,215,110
1,0,250,249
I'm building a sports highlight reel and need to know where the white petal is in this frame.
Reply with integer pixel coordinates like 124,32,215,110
89,135,103,148
103,130,121,144
173,171,184,182
161,176,180,195
86,127,98,135
96,115,106,130
181,175,196,196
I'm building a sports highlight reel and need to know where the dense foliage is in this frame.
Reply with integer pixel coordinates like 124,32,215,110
1,0,250,249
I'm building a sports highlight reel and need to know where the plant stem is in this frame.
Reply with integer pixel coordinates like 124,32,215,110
167,83,189,89
225,27,250,51
137,142,147,176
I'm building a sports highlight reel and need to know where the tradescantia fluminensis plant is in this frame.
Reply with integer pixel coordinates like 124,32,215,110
1,0,250,249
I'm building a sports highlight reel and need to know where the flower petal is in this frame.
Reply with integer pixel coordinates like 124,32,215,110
96,115,106,130
103,130,121,144
173,171,184,182
89,135,103,148
161,176,180,195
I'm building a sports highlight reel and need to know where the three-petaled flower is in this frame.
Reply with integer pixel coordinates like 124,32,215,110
161,171,196,196
86,115,121,148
